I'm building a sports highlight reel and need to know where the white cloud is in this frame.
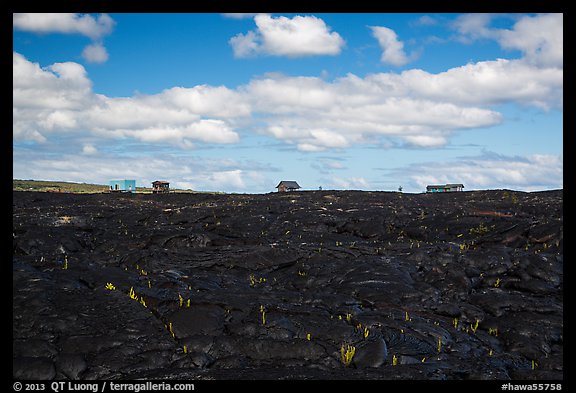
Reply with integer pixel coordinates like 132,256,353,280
13,52,244,148
14,37,562,153
246,73,502,151
82,144,97,155
331,176,370,190
414,15,438,27
370,26,411,66
498,13,563,68
205,170,246,189
222,13,260,19
14,13,115,64
451,13,496,42
395,59,563,109
13,52,93,110
13,13,115,40
230,14,345,58
243,46,562,150
81,42,109,63
397,152,563,192
452,13,563,69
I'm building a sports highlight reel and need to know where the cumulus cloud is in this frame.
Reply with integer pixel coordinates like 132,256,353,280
394,152,563,192
82,144,98,155
13,52,244,148
14,37,562,153
452,13,563,69
81,42,109,63
369,26,411,66
246,72,502,151
244,43,562,150
13,13,115,39
230,14,345,58
13,13,116,63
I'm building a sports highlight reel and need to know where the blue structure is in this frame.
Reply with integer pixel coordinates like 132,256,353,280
109,179,136,193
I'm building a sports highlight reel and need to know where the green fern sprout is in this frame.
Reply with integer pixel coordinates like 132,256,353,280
105,282,116,291
340,344,356,366
128,287,138,300
363,326,370,339
470,319,479,334
260,305,266,326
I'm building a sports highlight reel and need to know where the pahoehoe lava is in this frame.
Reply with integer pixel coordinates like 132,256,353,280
13,189,563,380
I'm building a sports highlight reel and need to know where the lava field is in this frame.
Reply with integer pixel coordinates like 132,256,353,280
12,189,563,380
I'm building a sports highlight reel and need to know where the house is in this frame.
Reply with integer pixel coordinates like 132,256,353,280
152,180,170,194
276,181,301,192
109,179,136,193
426,183,464,193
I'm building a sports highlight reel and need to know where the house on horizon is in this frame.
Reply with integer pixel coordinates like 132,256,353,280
152,180,170,194
276,181,301,192
426,183,464,193
109,179,136,193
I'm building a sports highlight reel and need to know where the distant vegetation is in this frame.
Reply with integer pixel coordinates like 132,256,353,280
12,179,196,194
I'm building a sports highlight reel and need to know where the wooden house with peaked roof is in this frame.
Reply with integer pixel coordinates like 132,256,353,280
276,181,301,192
152,180,170,194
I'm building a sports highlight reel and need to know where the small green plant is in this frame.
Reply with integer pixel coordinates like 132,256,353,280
105,282,116,290
167,322,175,338
306,333,311,341
453,318,459,329
62,255,68,270
128,287,138,300
437,336,442,353
532,360,538,370
249,274,266,287
297,270,307,277
470,319,479,334
392,354,398,366
488,327,498,336
340,344,356,366
363,326,370,339
405,311,412,322
260,305,266,326
183,345,188,354
494,278,501,288
335,241,343,247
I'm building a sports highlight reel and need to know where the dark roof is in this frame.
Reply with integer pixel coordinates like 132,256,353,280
152,180,170,185
276,181,301,189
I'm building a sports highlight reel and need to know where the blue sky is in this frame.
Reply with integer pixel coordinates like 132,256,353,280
13,13,563,193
